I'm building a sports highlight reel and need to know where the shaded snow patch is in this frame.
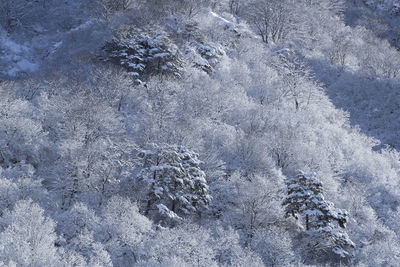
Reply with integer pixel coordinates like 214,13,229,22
0,33,39,77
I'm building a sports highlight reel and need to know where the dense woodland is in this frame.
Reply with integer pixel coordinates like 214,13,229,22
0,0,400,266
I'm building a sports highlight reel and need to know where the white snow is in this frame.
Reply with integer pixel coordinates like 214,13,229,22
0,34,39,77
210,11,235,30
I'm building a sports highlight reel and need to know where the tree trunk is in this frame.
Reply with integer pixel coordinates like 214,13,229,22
171,200,176,212
144,199,151,215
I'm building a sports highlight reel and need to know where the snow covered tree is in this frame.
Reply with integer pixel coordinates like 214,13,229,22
139,223,217,265
0,199,62,266
247,0,291,44
0,97,47,169
228,0,242,15
56,203,113,266
88,65,134,112
250,226,295,266
140,223,264,266
0,168,48,216
142,0,208,19
168,0,208,19
217,171,284,246
326,26,353,67
100,196,152,266
64,231,113,267
103,26,183,82
283,172,323,225
96,0,140,20
190,42,225,74
56,202,101,242
39,91,125,208
99,0,133,13
283,172,355,259
271,49,318,111
137,143,211,222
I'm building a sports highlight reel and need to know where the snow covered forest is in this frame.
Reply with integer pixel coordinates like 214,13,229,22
1,0,400,265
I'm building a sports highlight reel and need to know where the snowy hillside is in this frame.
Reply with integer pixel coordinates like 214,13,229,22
0,0,400,266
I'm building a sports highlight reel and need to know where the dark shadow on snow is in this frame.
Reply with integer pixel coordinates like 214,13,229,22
305,57,400,150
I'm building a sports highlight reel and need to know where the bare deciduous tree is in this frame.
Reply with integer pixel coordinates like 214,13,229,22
247,0,291,44
98,0,134,19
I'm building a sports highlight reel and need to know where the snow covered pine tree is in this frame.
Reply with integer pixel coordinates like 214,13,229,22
137,143,211,223
282,172,355,260
102,26,183,82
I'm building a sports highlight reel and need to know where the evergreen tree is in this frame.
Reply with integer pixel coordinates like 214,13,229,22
137,143,211,222
282,172,354,258
103,26,183,82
